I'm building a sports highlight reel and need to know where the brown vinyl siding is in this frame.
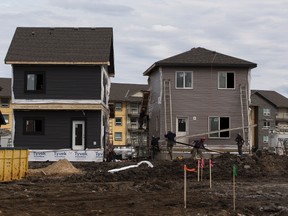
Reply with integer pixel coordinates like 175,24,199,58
13,65,102,100
159,66,249,146
148,69,162,138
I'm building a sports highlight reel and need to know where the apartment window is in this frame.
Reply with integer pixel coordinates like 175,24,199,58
115,102,122,111
263,121,270,128
263,108,270,116
263,135,269,143
218,72,235,89
130,117,138,128
130,103,139,113
24,118,44,135
1,98,10,108
115,117,122,126
209,116,230,138
114,132,122,141
25,72,45,92
176,71,192,89
3,114,9,124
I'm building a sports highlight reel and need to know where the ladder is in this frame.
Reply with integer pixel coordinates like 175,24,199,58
240,84,249,146
163,79,173,133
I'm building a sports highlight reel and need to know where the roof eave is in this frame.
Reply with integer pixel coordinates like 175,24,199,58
5,61,110,65
143,63,157,76
155,62,257,68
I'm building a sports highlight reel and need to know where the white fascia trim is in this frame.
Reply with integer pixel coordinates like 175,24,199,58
159,67,163,104
13,99,103,104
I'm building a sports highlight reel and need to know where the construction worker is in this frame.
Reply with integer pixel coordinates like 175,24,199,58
151,136,160,160
191,137,205,159
235,133,244,155
138,108,146,129
165,131,176,160
107,142,115,162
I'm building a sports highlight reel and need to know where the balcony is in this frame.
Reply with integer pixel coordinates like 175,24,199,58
127,109,140,116
127,123,139,130
276,113,288,121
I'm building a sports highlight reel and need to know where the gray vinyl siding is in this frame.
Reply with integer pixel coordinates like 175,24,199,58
157,66,250,146
14,110,101,149
250,94,277,149
13,65,102,100
148,69,162,138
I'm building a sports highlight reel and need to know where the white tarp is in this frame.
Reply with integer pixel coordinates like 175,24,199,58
29,149,104,162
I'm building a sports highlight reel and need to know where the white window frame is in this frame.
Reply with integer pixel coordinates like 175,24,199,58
130,117,138,129
115,117,122,126
130,102,139,114
208,116,230,138
218,72,235,89
263,108,270,116
263,135,269,143
175,71,193,89
115,102,122,111
114,132,122,141
263,121,270,129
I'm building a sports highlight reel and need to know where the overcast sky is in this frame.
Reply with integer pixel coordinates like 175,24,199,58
0,0,287,97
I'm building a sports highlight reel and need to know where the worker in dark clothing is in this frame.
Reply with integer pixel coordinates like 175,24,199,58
191,137,205,159
151,136,160,160
235,133,244,155
165,131,176,160
107,142,115,162
138,108,146,129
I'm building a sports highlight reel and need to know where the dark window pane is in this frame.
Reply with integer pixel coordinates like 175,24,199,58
227,73,234,88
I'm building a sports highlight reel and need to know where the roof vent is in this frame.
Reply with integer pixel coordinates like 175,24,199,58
31,32,35,36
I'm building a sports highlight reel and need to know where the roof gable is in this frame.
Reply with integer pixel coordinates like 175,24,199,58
110,83,148,102
251,90,288,108
144,47,257,75
5,27,114,75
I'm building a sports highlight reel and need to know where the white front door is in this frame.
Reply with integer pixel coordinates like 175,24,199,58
72,121,85,150
176,117,189,145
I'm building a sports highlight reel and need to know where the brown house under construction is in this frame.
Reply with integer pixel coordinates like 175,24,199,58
143,47,257,155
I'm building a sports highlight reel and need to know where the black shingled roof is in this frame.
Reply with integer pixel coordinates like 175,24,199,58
144,47,257,75
251,90,288,108
5,27,114,75
0,78,11,97
110,83,148,102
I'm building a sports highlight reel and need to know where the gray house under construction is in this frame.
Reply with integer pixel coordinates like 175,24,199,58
143,47,257,154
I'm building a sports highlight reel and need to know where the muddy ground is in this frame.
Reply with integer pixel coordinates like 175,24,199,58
0,151,288,216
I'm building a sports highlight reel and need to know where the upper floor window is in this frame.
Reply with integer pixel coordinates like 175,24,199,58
130,117,138,128
1,98,10,108
218,72,235,89
25,72,45,93
114,132,122,141
130,103,139,113
115,117,122,126
24,118,44,135
115,102,122,111
176,71,192,89
263,121,270,128
263,108,270,116
209,116,230,138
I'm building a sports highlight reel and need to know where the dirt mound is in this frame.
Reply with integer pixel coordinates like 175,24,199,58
28,159,82,176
